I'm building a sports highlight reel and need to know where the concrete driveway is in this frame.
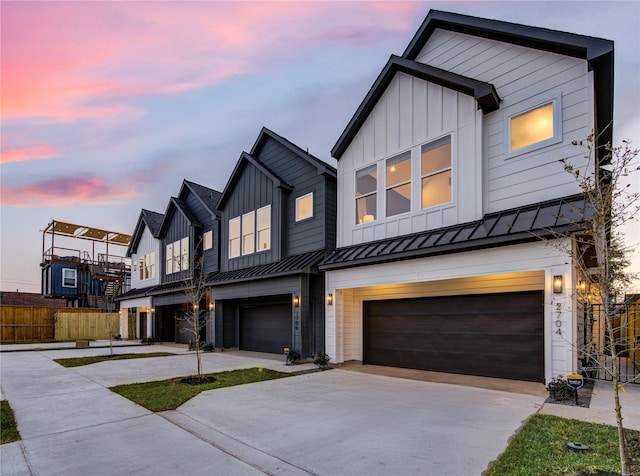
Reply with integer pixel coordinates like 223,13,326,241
0,345,545,475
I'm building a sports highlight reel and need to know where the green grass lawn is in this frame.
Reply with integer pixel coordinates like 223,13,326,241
54,352,177,367
111,367,291,411
1,400,20,444
487,414,640,476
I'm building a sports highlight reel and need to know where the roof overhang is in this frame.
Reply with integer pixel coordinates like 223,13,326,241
44,220,131,246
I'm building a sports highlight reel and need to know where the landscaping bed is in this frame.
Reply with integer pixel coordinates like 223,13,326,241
1,400,20,444
54,352,177,367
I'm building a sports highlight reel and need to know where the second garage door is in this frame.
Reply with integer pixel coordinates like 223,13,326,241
240,302,292,354
363,291,544,382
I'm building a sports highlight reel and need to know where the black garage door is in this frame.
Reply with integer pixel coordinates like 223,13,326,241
364,291,544,382
240,302,292,354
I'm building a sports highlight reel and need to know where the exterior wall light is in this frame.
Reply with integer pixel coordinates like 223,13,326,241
553,275,563,294
209,301,215,311
327,293,333,306
150,308,155,314
293,295,300,308
579,280,588,293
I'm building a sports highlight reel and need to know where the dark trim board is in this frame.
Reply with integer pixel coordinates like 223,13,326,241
363,291,544,382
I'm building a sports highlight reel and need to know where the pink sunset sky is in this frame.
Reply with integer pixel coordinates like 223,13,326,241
1,1,639,292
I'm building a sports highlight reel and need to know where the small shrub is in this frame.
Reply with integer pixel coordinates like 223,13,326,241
312,351,330,369
113,334,122,341
201,342,214,352
547,376,574,401
141,337,155,345
286,348,301,365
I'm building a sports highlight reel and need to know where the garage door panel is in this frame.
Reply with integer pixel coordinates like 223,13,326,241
364,291,544,382
240,303,291,354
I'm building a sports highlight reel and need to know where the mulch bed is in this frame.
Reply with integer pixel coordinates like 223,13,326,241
545,378,594,407
179,376,217,385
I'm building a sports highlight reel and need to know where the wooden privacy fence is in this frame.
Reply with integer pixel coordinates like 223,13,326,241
1,306,119,342
55,312,120,341
0,306,55,342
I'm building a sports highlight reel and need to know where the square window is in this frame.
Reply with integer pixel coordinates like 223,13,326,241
203,230,213,250
295,193,314,222
229,217,240,258
510,102,554,152
62,268,77,288
356,165,377,224
386,152,411,217
242,211,255,255
421,136,451,209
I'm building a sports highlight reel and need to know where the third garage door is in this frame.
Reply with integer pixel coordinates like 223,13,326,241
240,302,292,354
363,291,544,382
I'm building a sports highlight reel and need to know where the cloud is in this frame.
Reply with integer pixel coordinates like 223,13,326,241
0,144,58,164
0,1,422,123
1,175,141,208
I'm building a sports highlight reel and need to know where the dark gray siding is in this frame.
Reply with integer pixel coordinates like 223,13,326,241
257,137,329,255
183,190,219,274
324,177,337,252
221,164,282,271
162,209,194,284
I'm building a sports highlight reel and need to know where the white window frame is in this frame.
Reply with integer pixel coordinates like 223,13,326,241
203,230,213,250
256,205,271,252
181,237,189,271
355,164,378,225
421,135,452,210
295,192,314,222
148,251,155,279
506,96,562,158
229,217,241,258
242,211,255,255
385,151,412,218
165,243,173,275
172,240,181,272
62,268,77,288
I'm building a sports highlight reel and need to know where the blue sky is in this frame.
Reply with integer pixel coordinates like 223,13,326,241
1,1,639,293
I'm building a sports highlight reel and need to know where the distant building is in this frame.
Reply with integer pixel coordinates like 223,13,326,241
41,220,131,309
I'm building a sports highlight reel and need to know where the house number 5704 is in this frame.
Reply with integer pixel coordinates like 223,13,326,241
555,303,562,335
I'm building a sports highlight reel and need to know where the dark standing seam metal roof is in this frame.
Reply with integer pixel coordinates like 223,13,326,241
206,249,325,285
319,195,590,271
115,284,158,301
332,9,613,161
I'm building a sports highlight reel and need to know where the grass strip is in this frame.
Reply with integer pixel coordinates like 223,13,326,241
111,367,290,411
487,413,640,475
54,352,177,367
1,400,21,444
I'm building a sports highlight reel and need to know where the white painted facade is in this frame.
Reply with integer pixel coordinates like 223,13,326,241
326,17,604,383
120,223,160,339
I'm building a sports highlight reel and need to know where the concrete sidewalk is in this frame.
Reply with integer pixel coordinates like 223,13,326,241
0,346,637,475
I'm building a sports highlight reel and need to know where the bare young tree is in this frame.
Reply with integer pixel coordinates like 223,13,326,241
548,135,639,475
176,250,212,382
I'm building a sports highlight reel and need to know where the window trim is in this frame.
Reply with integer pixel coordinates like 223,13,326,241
385,151,412,218
256,205,271,252
355,164,378,225
421,134,452,210
229,217,241,258
165,243,173,275
295,192,314,222
506,97,562,158
62,268,77,288
203,230,213,251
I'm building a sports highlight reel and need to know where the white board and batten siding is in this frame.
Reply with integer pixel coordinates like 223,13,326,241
337,73,483,248
415,29,595,214
325,239,578,382
130,225,160,289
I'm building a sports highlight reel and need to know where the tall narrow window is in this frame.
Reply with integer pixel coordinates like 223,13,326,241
510,102,554,152
257,205,271,251
242,211,255,255
139,256,145,280
295,193,314,222
166,243,173,274
356,165,377,224
181,237,189,271
62,268,77,288
421,136,451,209
229,217,240,258
173,240,181,271
149,251,155,278
203,230,213,250
386,152,411,217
